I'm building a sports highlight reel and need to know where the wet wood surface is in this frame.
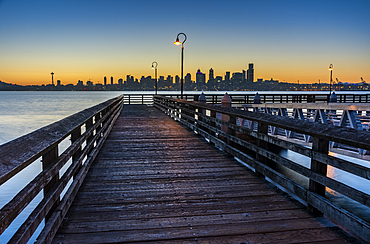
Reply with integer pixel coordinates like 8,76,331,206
52,105,349,243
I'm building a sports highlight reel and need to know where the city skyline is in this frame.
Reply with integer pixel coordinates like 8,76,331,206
0,0,369,86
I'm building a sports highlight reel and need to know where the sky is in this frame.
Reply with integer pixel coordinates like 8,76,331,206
0,0,369,86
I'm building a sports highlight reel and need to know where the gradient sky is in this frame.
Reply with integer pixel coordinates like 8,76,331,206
0,0,369,86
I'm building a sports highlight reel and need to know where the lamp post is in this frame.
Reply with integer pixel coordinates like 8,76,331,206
329,64,333,95
174,32,187,99
151,61,158,95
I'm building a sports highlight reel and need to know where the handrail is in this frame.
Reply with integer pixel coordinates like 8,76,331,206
0,95,123,243
154,95,370,242
121,93,370,105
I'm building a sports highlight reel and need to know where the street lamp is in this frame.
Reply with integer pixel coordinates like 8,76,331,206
151,61,158,95
174,32,187,99
329,64,333,95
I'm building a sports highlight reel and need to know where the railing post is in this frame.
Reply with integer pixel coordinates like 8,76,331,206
228,115,236,149
255,122,268,177
71,127,82,178
308,137,329,215
221,93,231,133
198,92,207,133
95,112,102,140
210,110,217,143
42,146,59,221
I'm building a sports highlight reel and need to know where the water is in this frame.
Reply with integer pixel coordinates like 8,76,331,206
0,90,369,242
0,91,124,243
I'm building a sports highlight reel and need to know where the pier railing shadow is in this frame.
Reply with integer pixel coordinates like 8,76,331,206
0,95,123,243
154,95,370,242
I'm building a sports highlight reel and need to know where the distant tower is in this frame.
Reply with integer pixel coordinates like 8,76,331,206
196,69,205,85
51,72,54,85
225,72,230,82
209,68,214,82
104,76,107,86
111,76,113,85
247,63,254,82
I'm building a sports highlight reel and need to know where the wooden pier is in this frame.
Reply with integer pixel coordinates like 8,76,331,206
1,95,370,243
52,105,349,243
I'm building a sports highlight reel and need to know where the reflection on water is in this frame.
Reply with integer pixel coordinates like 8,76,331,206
278,148,370,223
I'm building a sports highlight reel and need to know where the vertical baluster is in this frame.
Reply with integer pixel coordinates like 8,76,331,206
95,112,102,141
255,122,268,177
71,127,82,177
42,146,59,221
308,137,329,215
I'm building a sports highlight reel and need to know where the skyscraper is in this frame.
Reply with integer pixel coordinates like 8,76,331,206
225,72,230,82
111,76,113,85
185,73,192,85
247,63,254,82
104,76,107,86
209,68,214,82
196,69,205,85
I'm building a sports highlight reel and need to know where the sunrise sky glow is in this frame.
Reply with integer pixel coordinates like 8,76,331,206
0,0,369,85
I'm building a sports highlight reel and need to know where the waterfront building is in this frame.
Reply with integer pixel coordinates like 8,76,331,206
111,76,113,85
104,76,107,86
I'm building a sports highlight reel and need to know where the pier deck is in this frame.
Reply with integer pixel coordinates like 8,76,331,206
52,105,350,243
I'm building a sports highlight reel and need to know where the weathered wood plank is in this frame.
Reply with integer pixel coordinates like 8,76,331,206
53,218,334,243
52,105,352,243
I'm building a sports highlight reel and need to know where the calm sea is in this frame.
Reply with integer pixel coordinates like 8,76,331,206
0,90,369,243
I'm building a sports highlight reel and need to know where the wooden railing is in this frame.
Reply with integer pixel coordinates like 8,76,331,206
0,95,123,243
242,103,370,156
154,95,370,242
123,93,370,105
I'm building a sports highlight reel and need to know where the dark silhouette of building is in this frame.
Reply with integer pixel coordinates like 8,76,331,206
118,78,123,85
225,72,230,82
185,73,192,85
209,68,214,82
104,76,107,86
158,76,165,89
196,69,206,90
111,76,113,85
247,63,254,82
165,75,173,88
